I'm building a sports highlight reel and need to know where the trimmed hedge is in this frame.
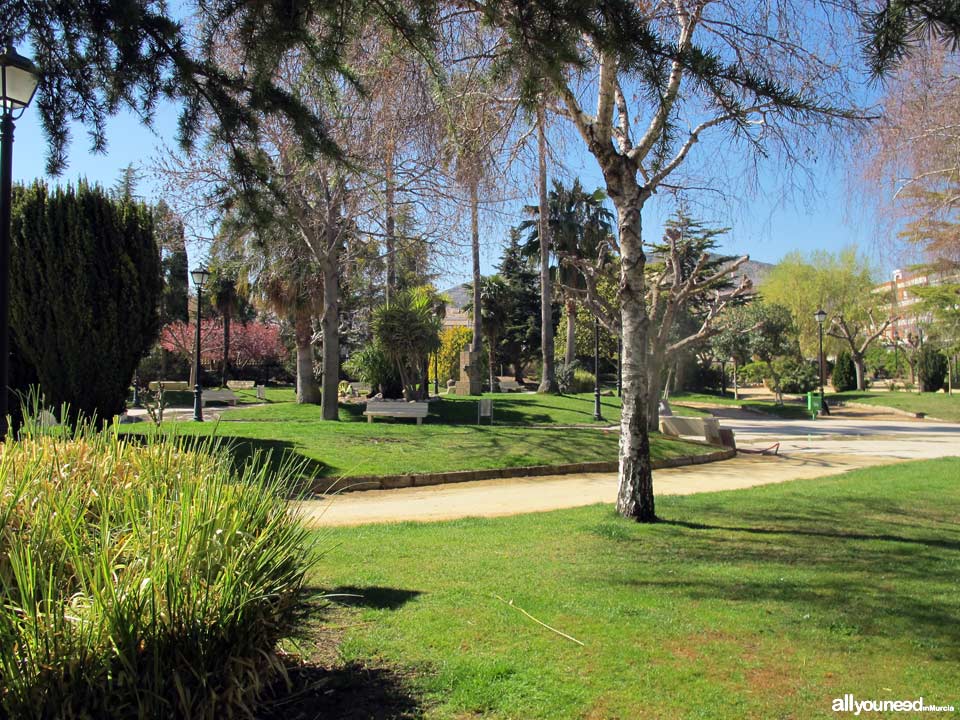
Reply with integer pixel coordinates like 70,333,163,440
10,181,161,424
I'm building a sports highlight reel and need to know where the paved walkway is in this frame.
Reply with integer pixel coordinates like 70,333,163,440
296,416,960,527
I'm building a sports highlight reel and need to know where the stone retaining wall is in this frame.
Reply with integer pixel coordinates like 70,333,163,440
310,448,736,494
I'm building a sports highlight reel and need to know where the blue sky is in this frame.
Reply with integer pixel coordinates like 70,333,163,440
14,96,892,286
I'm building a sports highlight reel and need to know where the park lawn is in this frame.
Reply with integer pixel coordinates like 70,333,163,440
126,414,706,480
670,391,812,419
307,458,960,719
832,390,960,422
156,385,297,407
224,391,625,425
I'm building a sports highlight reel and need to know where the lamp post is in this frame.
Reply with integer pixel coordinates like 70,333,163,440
814,309,829,416
191,267,210,421
593,317,603,421
892,330,900,381
0,46,40,441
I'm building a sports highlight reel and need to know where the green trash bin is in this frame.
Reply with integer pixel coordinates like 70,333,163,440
807,391,822,418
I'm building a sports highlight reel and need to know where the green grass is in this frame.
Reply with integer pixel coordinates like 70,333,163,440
124,392,714,481
670,391,812,419
832,390,960,422
225,391,625,425
151,385,297,407
310,459,960,718
127,417,703,480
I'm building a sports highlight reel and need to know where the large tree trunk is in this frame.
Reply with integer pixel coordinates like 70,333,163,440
645,351,665,432
221,309,231,387
470,177,483,355
536,105,556,393
564,298,577,367
321,257,340,420
610,179,655,523
488,332,498,392
853,353,866,391
295,311,321,404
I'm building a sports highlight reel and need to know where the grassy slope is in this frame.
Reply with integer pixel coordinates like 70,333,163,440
670,391,812,419
130,393,710,479
832,391,960,422
313,459,960,719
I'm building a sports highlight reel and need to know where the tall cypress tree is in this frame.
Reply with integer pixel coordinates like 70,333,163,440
9,181,162,424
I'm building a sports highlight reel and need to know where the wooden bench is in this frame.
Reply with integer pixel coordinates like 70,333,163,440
226,380,256,389
363,401,429,425
148,380,191,392
202,388,238,407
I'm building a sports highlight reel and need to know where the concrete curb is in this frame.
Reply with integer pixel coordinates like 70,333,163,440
842,401,932,420
309,448,736,494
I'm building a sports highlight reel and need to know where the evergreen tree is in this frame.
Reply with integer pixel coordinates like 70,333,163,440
832,350,857,393
112,164,143,200
10,181,162,423
918,346,949,392
497,230,542,383
156,201,190,325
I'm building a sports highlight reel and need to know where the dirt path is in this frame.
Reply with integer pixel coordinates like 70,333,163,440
296,416,960,527
295,453,900,527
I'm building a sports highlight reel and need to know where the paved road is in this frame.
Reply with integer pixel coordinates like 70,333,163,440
296,416,960,528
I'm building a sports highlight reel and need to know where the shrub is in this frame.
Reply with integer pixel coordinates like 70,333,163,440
372,287,442,400
832,351,857,392
431,326,472,387
0,420,315,719
777,357,819,394
572,368,597,393
10,181,162,424
918,346,948,392
555,361,577,394
737,361,769,386
343,344,402,398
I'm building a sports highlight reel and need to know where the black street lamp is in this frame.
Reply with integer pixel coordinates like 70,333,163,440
0,46,40,440
593,317,603,422
891,330,900,381
191,267,211,421
815,308,829,416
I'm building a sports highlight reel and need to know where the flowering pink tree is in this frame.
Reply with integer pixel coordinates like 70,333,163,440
160,320,287,378
230,322,287,369
160,320,223,365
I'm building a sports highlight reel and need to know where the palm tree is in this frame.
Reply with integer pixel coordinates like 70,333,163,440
521,179,614,366
210,274,239,387
217,226,324,405
372,286,443,400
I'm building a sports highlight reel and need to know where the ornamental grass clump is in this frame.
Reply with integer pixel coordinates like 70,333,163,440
0,421,316,719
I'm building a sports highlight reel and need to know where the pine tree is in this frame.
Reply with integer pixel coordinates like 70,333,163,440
497,230,542,383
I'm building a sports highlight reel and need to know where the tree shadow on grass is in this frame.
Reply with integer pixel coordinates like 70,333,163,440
659,518,960,553
323,586,423,610
259,662,422,720
429,396,618,425
595,492,960,658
